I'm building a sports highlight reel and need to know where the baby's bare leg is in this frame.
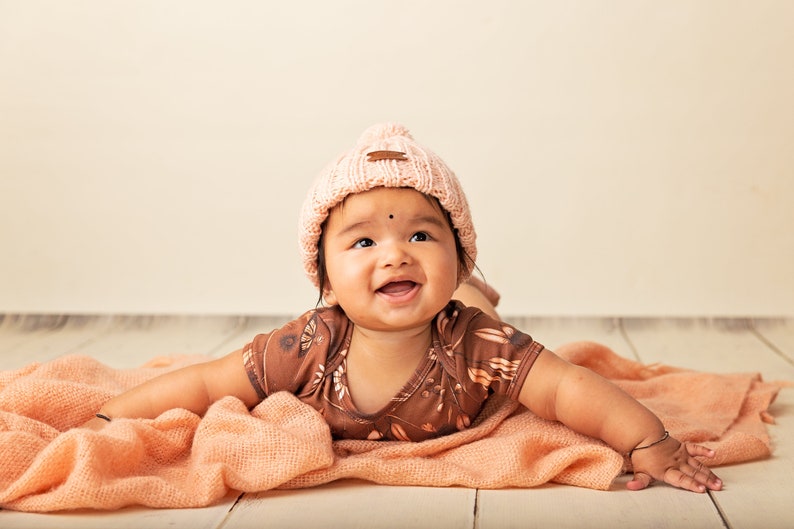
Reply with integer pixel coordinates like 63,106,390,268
453,277,500,320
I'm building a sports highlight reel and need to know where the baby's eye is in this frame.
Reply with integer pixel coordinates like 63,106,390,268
410,232,430,242
353,238,374,249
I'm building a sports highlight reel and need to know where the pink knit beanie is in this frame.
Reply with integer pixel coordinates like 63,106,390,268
299,123,477,288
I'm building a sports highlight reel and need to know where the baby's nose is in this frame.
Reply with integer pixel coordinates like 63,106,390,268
381,241,412,266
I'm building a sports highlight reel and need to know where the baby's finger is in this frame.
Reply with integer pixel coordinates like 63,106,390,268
688,457,723,491
626,471,652,491
686,443,716,459
664,467,709,493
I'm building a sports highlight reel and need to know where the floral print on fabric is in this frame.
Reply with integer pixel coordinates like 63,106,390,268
243,301,544,442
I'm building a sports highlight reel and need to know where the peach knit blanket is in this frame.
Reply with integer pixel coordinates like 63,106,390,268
0,341,784,512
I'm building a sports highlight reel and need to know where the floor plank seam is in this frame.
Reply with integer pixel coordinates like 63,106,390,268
748,321,794,366
472,489,480,529
707,490,734,529
215,492,246,529
205,316,251,357
617,318,642,361
59,316,125,360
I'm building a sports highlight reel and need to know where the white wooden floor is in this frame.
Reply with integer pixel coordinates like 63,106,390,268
1,314,792,529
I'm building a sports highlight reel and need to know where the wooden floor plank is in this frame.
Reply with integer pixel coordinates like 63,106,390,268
0,314,248,369
702,389,794,529
622,318,794,380
504,316,635,359
717,317,794,529
49,314,247,368
621,317,794,529
0,315,113,368
0,494,238,529
230,480,476,529
751,318,794,364
476,476,724,529
202,315,294,358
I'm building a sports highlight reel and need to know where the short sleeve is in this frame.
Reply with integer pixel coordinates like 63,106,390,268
437,301,544,401
242,307,351,401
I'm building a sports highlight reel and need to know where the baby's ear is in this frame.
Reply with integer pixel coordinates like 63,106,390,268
322,288,338,306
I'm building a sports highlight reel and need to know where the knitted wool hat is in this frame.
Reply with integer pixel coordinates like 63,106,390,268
299,123,477,288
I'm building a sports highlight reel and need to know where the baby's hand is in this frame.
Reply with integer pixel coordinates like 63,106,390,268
627,435,723,493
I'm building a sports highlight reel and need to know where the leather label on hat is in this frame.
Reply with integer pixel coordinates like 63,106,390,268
367,150,408,161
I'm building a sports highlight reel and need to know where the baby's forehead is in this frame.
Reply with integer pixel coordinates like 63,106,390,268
330,187,445,217
324,189,453,238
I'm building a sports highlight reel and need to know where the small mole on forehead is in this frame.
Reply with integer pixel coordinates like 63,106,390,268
388,214,394,219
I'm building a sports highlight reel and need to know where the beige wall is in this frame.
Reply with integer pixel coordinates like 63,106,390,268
1,1,792,316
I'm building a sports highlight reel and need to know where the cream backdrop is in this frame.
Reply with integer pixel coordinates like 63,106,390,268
1,1,792,317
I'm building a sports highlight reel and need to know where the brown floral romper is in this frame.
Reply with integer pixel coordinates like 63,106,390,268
243,301,544,442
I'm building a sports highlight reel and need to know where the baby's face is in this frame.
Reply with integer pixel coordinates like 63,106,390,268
321,187,459,333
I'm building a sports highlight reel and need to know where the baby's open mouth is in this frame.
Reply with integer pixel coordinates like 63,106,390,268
377,281,417,295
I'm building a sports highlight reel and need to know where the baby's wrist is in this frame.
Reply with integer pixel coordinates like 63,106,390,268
627,430,670,458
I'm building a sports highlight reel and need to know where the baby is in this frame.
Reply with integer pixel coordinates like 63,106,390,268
85,123,722,494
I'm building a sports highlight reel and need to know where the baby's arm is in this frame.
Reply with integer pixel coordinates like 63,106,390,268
82,349,260,429
519,349,723,493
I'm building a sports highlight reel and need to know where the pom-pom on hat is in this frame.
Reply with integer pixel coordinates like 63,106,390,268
299,123,477,288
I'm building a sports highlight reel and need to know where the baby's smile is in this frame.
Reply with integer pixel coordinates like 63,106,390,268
377,280,419,296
